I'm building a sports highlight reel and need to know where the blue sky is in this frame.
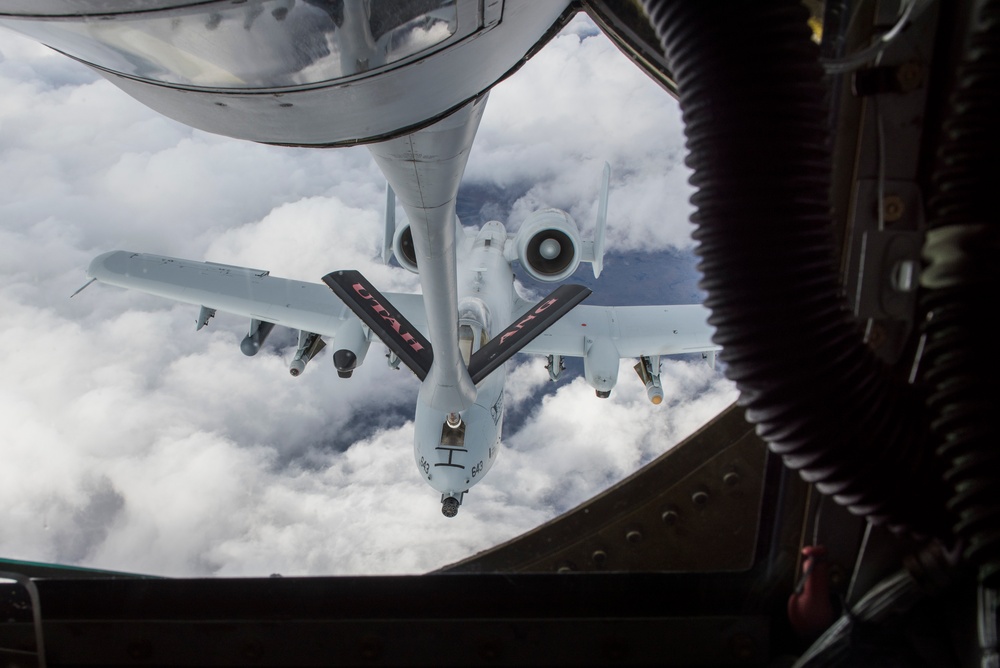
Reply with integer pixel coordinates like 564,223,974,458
0,13,736,576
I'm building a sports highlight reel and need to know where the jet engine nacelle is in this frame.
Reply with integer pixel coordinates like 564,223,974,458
332,319,370,378
392,224,419,274
584,337,619,399
515,209,582,282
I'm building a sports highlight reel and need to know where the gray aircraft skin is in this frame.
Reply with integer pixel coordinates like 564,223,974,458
0,1,576,146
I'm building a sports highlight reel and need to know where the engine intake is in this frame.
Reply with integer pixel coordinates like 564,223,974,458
392,224,418,273
516,209,581,282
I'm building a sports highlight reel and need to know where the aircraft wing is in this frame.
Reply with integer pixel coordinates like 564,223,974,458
87,251,428,339
516,303,719,359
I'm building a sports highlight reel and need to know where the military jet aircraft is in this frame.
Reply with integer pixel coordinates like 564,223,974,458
86,163,718,517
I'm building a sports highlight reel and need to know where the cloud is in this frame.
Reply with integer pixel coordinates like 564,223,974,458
469,14,696,250
484,359,737,516
0,16,734,577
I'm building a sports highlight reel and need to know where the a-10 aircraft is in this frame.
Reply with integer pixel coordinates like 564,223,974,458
85,165,719,517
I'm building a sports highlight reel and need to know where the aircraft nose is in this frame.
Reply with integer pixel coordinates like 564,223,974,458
414,402,496,496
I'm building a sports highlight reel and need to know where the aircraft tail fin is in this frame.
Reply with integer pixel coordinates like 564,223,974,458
382,183,395,265
581,162,610,279
468,284,591,384
592,162,609,279
322,270,433,380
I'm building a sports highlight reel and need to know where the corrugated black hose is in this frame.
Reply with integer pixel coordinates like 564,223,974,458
919,0,1000,585
639,0,949,538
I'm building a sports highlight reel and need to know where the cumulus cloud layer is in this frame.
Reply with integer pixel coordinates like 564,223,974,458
0,15,735,577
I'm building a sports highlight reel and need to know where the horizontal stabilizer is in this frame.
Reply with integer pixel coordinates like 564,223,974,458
468,284,591,384
322,270,433,380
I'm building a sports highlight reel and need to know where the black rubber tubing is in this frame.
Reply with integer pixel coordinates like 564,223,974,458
640,0,950,538
919,1,1000,584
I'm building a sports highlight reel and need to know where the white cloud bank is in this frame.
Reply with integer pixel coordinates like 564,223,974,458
0,14,736,577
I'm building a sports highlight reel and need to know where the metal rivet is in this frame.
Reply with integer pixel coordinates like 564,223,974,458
592,549,608,566
692,490,709,506
895,61,924,92
882,194,905,222
661,509,679,525
625,530,643,544
866,322,887,349
724,472,741,487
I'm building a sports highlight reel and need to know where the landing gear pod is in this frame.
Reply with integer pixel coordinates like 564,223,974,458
332,319,370,379
584,337,619,398
240,319,275,357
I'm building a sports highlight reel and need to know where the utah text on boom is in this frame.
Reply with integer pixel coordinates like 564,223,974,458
352,282,426,353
